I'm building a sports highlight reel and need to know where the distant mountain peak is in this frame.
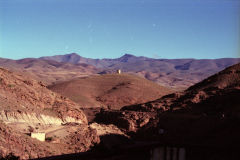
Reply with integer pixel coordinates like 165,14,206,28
121,53,136,58
118,54,137,62
67,53,80,57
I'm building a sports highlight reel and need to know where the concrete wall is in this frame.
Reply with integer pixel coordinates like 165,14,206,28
31,132,45,142
151,147,186,160
117,70,121,74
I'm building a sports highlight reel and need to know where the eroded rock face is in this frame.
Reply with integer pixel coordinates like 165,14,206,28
0,111,84,125
0,67,87,124
95,109,156,133
63,125,100,153
90,123,126,136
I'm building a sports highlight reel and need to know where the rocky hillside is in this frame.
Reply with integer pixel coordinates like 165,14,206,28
123,62,240,114
0,122,100,160
94,63,240,144
0,67,104,159
130,63,240,147
0,67,87,124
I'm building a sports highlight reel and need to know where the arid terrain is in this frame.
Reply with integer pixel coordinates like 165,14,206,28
1,53,239,89
96,63,240,146
0,54,240,160
41,53,240,89
48,73,172,109
0,58,99,85
1,0,239,158
0,67,127,159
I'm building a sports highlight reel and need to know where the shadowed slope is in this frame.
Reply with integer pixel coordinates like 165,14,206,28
127,63,240,147
94,63,240,137
123,63,240,113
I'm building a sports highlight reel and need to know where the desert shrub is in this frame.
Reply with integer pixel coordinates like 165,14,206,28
7,84,15,88
45,137,53,142
0,153,19,160
28,126,34,132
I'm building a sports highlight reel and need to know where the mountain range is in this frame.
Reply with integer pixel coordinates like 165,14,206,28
0,57,99,85
1,53,239,89
41,53,240,89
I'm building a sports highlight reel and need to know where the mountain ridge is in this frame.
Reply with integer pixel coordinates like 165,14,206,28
40,53,240,89
1,53,240,89
0,58,99,85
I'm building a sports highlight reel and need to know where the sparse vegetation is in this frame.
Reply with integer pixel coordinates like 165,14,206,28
0,153,19,160
45,137,53,142
28,126,34,132
7,84,15,88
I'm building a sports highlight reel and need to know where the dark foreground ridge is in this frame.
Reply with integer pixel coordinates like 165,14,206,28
31,142,240,160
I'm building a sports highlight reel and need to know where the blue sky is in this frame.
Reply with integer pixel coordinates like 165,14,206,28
0,0,239,59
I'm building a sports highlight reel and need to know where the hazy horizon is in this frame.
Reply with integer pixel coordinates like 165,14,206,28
1,52,240,61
